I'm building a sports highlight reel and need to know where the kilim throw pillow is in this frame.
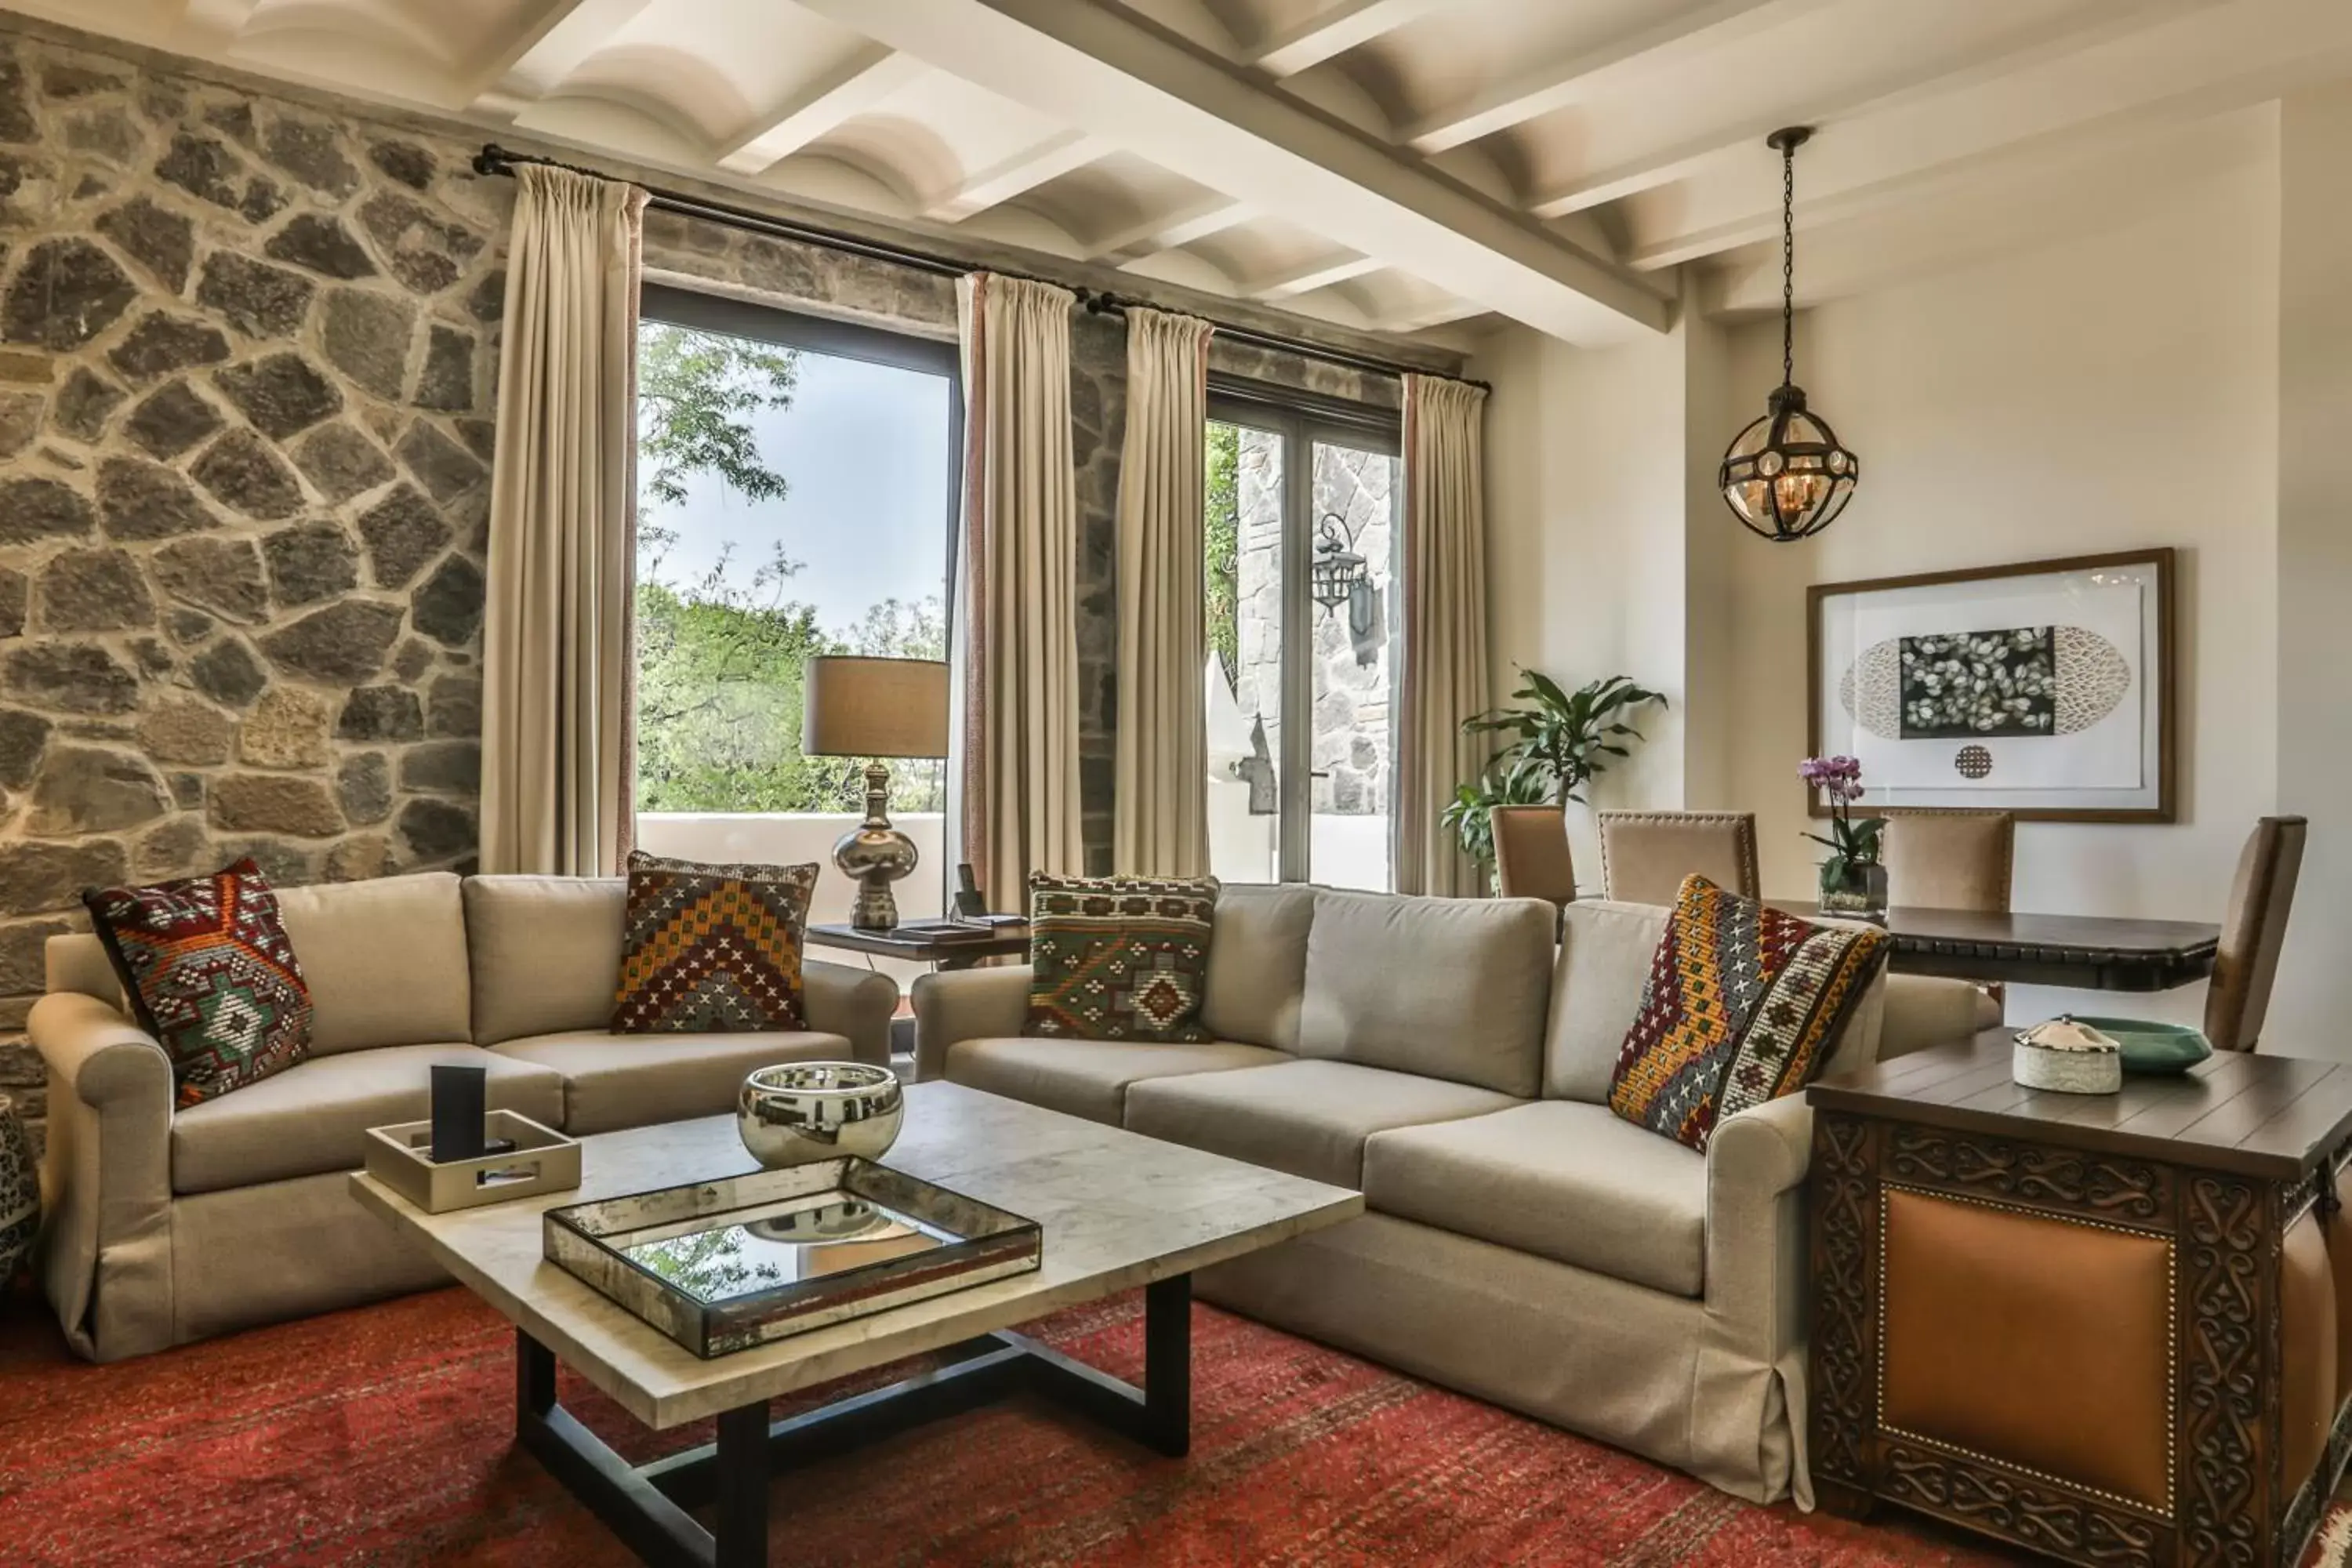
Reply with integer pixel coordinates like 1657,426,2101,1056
612,851,818,1033
1024,873,1218,1042
83,858,314,1108
1606,873,1889,1152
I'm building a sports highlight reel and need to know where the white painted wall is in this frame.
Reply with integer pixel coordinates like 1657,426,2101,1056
1472,313,1731,880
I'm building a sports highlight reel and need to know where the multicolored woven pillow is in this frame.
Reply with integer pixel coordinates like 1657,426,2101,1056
612,851,818,1033
1606,874,1889,1152
83,858,314,1107
1024,873,1218,1042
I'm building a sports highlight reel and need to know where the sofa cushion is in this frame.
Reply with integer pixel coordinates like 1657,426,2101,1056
944,1036,1290,1126
1201,882,1316,1051
84,858,313,1108
169,1042,563,1196
1294,889,1554,1097
276,872,470,1055
1545,900,1669,1103
464,875,626,1045
1608,876,1889,1152
493,1028,852,1135
1025,873,1218,1042
614,851,819,1033
1123,1058,1520,1189
1363,1099,1706,1298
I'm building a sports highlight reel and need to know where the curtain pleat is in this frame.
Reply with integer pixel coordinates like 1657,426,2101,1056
478,165,648,876
1394,374,1491,898
954,274,1086,908
1112,309,1214,877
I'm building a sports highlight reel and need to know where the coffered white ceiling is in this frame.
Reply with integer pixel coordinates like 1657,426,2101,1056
15,0,2349,347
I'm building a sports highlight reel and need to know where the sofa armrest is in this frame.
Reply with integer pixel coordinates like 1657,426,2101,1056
1881,975,2001,1062
29,991,176,1361
1698,1092,1816,1506
910,964,1032,1082
800,960,898,1069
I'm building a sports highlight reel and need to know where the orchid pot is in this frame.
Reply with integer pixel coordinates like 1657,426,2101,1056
1802,754,1887,922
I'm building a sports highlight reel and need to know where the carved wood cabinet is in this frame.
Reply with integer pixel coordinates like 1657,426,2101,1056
1806,1031,2352,1566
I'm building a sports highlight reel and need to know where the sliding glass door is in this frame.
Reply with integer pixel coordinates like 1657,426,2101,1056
1204,392,1402,890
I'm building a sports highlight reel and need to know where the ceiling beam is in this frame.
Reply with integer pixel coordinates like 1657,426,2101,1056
1085,197,1254,263
1374,296,1490,334
173,0,261,52
1251,0,1446,79
1623,0,2352,270
1247,252,1384,300
462,0,652,118
794,0,1670,341
1403,0,1837,155
717,49,927,176
922,130,1106,221
1526,0,2220,219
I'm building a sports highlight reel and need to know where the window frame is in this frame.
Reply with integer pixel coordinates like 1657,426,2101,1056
1206,377,1403,885
637,282,966,657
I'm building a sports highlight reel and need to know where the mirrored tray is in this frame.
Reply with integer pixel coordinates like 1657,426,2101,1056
543,1158,1040,1358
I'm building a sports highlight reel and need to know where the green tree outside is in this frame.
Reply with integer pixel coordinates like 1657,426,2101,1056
633,324,946,815
1205,420,1240,691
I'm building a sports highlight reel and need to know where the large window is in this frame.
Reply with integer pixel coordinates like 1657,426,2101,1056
1205,387,1402,891
631,285,959,824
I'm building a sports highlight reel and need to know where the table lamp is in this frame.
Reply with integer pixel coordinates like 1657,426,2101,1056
801,655,950,931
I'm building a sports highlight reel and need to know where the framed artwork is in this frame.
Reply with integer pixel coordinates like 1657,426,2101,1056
1807,548,2175,822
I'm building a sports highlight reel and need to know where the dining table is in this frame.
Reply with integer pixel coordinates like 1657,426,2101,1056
1771,903,2220,993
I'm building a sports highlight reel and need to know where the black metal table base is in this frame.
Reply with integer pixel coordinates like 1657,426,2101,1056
516,1274,1192,1568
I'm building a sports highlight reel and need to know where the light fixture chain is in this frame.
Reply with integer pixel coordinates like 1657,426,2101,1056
1781,135,1795,390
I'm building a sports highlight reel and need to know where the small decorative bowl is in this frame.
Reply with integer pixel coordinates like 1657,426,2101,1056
2075,1016,2215,1076
2012,1018,2122,1095
736,1062,905,1168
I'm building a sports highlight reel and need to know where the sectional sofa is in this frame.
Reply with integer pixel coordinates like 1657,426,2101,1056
31,869,897,1363
913,884,1997,1506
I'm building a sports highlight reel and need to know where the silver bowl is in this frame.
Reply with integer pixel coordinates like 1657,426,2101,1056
736,1062,904,1168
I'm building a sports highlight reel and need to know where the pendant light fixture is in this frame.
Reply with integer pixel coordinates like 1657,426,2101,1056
1719,126,1857,541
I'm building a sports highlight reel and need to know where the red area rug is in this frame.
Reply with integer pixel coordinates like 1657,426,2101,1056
0,1286,2026,1566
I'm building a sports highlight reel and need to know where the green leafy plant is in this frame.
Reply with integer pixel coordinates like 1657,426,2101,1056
1441,671,1666,869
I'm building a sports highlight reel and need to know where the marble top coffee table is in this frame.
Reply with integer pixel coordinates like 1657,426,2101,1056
350,1080,1362,1568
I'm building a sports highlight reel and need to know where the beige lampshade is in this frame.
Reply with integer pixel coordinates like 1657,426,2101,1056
802,656,950,758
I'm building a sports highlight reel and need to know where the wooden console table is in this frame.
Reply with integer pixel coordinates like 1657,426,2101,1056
1806,1029,2352,1566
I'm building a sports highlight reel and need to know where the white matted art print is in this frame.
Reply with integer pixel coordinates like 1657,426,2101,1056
1808,549,2174,822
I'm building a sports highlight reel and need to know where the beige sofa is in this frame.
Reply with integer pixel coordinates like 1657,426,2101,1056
33,870,896,1363
913,884,1995,1506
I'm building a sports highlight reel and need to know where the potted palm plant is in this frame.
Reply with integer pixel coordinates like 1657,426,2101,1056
1443,670,1665,882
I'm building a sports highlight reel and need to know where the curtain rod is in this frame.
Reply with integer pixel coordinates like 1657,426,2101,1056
471,143,1486,392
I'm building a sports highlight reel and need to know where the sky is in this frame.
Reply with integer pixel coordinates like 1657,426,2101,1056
651,347,954,636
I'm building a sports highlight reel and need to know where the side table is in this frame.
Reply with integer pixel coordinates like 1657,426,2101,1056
804,922,1028,971
1806,1028,2352,1566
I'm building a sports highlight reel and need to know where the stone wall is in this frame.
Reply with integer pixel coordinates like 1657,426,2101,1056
0,30,512,1144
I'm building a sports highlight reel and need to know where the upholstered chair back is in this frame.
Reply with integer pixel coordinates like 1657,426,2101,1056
1594,811,1758,906
1882,809,2013,913
2205,815,2308,1053
1492,805,1577,906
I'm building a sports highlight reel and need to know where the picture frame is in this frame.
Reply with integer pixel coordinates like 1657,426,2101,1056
1806,548,2176,823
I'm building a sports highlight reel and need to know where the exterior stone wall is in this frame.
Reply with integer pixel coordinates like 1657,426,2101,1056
0,30,513,1144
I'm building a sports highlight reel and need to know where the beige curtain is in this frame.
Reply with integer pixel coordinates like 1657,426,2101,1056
478,165,648,877
1395,374,1491,898
1112,309,1214,877
953,273,1084,908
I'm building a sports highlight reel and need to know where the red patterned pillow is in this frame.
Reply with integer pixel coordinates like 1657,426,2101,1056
1606,874,1889,1152
612,851,818,1033
83,858,314,1107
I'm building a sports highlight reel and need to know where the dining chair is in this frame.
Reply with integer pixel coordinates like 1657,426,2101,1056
2205,815,2308,1053
1491,805,1577,906
1882,808,2015,913
1595,810,1759,906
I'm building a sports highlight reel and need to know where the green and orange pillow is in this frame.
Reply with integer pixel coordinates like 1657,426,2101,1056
1024,873,1218,1043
